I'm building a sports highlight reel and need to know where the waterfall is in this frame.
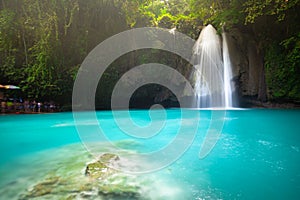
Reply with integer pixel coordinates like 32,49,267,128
222,32,234,108
192,24,235,108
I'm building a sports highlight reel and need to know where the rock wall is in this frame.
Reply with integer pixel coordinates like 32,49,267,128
225,27,267,105
142,27,269,108
94,27,269,109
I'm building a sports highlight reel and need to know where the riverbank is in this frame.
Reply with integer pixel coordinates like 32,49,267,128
240,96,300,109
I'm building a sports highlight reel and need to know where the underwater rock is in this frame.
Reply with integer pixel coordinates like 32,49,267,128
66,194,77,200
98,183,141,199
20,153,143,199
85,160,116,179
85,153,120,179
19,176,60,199
85,153,142,199
99,153,120,163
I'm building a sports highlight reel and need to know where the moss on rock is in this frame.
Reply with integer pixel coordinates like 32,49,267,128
19,176,60,199
19,153,143,200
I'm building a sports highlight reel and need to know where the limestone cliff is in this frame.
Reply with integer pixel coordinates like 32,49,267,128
224,27,267,106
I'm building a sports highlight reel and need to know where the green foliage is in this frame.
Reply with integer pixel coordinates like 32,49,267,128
243,0,300,102
189,0,245,30
243,0,300,24
0,0,299,105
0,9,19,83
265,33,300,100
0,0,127,103
120,0,197,30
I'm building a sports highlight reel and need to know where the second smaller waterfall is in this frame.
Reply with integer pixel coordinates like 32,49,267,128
222,32,234,108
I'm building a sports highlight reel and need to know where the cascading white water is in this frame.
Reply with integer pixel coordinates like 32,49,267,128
222,32,234,108
192,24,234,108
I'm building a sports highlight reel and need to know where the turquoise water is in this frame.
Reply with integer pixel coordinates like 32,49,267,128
0,109,300,199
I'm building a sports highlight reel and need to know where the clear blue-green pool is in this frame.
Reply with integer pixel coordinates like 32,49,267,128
0,109,299,199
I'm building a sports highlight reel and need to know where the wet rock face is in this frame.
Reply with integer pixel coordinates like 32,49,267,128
225,27,267,103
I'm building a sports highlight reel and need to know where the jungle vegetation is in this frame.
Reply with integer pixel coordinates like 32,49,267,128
0,0,299,107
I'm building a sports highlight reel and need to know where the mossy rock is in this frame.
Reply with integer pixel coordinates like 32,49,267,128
19,176,60,199
99,153,120,163
20,153,143,199
98,183,141,199
41,176,60,185
85,153,142,199
78,182,94,192
66,194,77,200
85,153,120,179
85,160,116,180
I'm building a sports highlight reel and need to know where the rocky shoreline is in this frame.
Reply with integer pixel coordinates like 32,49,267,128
240,96,300,109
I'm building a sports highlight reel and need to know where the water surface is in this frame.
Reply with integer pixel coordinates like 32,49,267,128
0,109,299,199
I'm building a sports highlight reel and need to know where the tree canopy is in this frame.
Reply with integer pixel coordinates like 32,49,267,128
0,0,299,106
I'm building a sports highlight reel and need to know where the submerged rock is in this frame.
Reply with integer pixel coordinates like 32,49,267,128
19,176,60,199
98,183,141,199
99,153,120,163
85,153,142,199
85,160,115,179
19,153,143,200
85,153,119,179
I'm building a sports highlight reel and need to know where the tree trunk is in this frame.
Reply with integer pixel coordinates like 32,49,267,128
1,0,6,9
22,31,28,67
